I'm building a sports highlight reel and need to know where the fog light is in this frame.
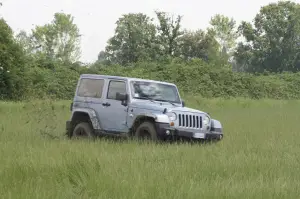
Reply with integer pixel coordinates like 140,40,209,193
166,130,170,135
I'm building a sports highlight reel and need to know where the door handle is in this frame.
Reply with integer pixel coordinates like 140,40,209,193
102,102,111,107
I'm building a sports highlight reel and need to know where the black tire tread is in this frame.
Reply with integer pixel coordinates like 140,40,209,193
135,121,158,141
72,122,95,138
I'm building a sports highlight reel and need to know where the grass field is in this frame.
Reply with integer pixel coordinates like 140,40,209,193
0,96,300,199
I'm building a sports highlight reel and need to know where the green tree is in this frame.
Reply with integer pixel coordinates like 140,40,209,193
104,13,159,65
31,12,81,64
97,50,106,62
235,1,300,72
175,29,220,62
208,14,239,56
15,30,35,55
155,11,184,57
93,50,110,66
0,18,28,99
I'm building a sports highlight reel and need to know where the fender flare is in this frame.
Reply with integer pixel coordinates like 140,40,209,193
71,108,101,130
138,112,170,123
131,112,170,128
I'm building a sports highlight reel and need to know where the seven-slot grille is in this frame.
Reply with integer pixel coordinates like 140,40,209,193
178,114,202,129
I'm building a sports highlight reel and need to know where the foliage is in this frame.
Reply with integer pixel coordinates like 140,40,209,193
0,18,28,100
1,1,300,100
19,58,300,100
155,11,184,56
208,14,239,56
175,29,219,63
235,1,300,72
28,12,81,64
103,13,159,65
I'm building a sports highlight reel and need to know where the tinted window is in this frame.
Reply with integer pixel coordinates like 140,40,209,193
107,80,126,99
77,78,104,98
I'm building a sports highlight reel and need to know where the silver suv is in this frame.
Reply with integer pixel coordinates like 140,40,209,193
66,74,223,141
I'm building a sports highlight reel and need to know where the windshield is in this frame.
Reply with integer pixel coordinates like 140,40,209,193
130,80,181,104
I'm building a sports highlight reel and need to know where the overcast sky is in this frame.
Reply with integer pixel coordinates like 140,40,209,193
1,0,299,63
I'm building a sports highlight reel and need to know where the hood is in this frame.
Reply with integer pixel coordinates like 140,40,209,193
130,99,207,114
170,106,206,114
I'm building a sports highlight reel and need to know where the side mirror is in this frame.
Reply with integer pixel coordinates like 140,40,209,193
116,92,128,101
182,100,185,107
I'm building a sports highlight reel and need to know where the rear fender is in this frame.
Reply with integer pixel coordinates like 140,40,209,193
71,108,101,130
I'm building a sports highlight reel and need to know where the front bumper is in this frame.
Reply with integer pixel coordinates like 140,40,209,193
155,123,223,141
174,128,223,140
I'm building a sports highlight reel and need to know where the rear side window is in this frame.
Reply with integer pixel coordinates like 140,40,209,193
107,80,126,100
77,78,104,98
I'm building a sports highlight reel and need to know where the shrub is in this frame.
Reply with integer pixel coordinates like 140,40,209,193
3,58,300,100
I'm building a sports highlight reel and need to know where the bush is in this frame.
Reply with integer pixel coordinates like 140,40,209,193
78,59,300,100
3,58,300,100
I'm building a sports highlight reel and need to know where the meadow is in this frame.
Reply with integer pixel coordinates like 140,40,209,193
0,96,300,199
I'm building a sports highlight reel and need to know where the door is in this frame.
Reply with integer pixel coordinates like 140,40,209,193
101,79,129,133
74,77,106,129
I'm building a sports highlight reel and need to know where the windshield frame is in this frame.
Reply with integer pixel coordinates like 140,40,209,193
129,80,182,104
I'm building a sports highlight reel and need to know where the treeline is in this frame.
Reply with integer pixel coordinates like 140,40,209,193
0,0,300,100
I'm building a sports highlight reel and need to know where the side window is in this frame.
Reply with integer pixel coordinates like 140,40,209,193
77,78,104,98
107,80,126,100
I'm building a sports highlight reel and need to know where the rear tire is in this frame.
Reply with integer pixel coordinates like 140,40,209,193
72,122,95,139
135,121,158,141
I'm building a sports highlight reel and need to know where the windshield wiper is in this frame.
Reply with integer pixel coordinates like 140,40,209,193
135,97,155,103
136,97,177,106
154,99,176,106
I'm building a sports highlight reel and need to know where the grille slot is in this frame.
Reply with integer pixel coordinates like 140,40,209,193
178,114,202,129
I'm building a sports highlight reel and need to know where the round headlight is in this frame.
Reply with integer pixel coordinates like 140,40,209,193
203,115,210,125
166,112,177,121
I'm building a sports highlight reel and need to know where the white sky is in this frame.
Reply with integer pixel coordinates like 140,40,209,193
1,0,299,63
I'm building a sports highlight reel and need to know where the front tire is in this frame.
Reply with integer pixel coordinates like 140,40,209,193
135,121,158,141
72,122,95,139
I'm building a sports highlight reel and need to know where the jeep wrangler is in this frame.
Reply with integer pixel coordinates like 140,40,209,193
66,74,223,141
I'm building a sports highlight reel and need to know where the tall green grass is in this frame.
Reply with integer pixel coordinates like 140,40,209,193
0,98,300,199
